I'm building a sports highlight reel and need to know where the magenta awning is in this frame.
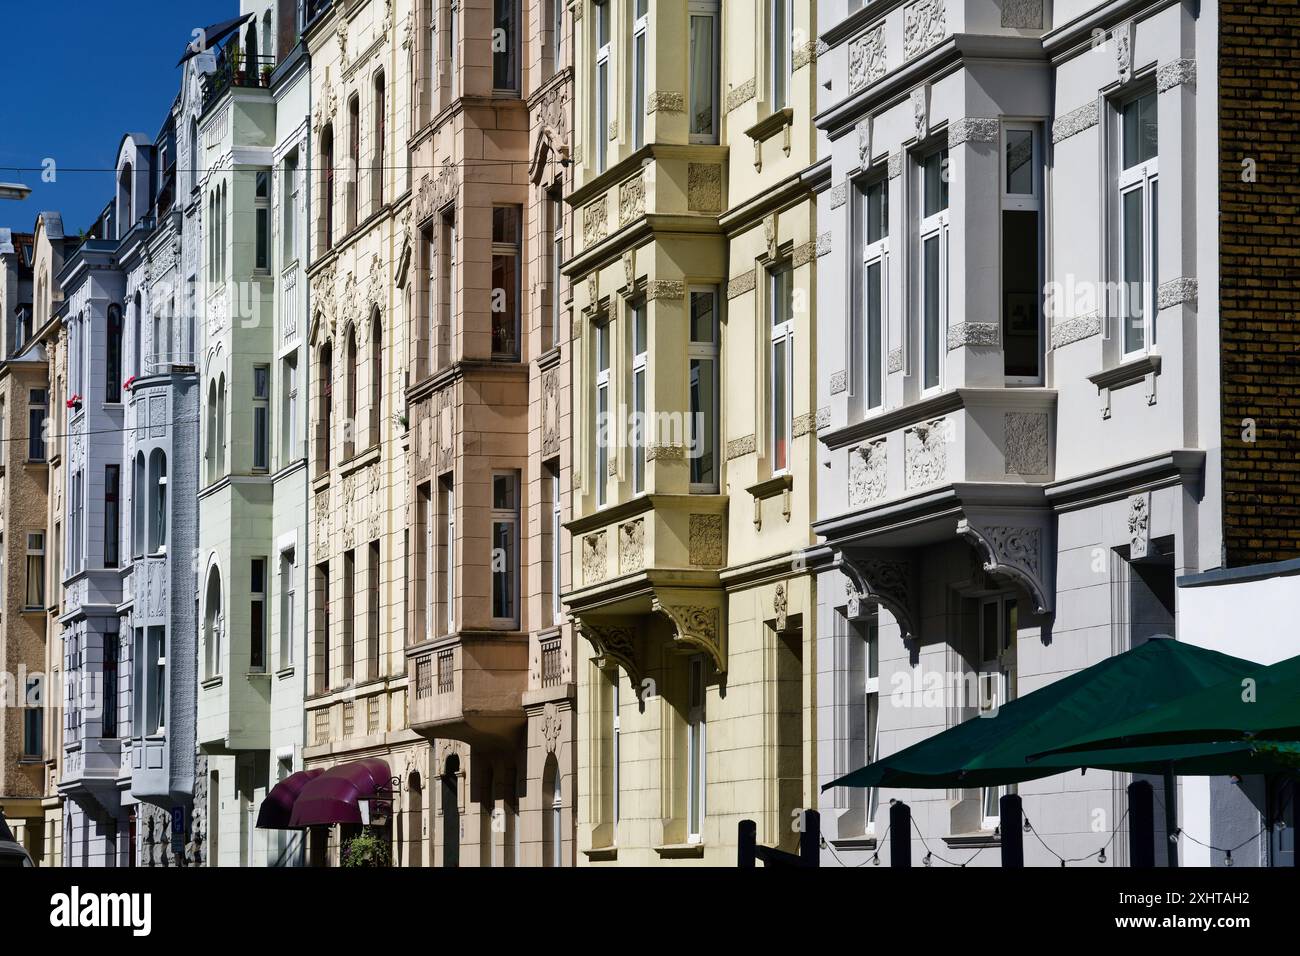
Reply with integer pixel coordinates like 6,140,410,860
288,758,393,828
255,768,324,830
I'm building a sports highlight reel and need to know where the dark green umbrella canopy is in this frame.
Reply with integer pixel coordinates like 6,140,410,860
1030,653,1300,761
823,638,1268,792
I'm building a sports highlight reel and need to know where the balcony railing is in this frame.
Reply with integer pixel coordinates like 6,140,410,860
541,637,563,688
144,351,197,376
415,655,432,700
436,648,455,694
202,53,277,111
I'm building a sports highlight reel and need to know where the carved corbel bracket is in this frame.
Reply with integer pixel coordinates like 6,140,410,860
577,620,642,694
651,593,726,675
957,511,1055,616
836,550,919,642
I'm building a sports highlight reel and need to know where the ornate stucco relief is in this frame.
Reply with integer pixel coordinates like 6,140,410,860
687,163,723,213
584,195,610,245
618,174,645,226
1000,0,1043,29
620,519,645,575
947,322,999,350
583,531,608,584
904,419,949,489
1004,412,1049,476
848,25,887,94
1051,313,1101,349
1051,102,1099,144
904,0,948,60
849,439,887,508
688,513,725,566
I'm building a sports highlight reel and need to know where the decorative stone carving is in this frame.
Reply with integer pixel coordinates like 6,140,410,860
849,439,887,508
578,622,640,691
413,163,458,222
646,90,685,113
542,368,560,457
887,152,903,179
1128,493,1151,560
1004,412,1049,476
947,322,999,350
793,39,818,72
816,232,832,258
911,85,930,140
645,443,684,460
582,532,608,584
792,241,817,268
848,25,887,94
1000,0,1043,29
618,174,645,226
904,0,947,60
607,119,618,141
816,406,832,431
1157,58,1197,92
793,412,817,438
687,164,722,213
948,117,1000,148
583,195,609,245
904,419,949,489
839,553,918,640
888,349,904,373
1052,101,1099,143
763,213,779,261
726,77,756,113
653,602,724,672
773,583,789,632
688,514,724,566
645,279,684,302
727,269,756,300
620,519,645,575
856,121,872,169
542,703,563,753
829,370,848,394
1157,277,1198,310
1051,313,1101,349
829,182,848,209
958,521,1050,614
1114,20,1135,86
726,434,756,460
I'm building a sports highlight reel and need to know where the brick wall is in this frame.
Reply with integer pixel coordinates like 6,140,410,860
1219,1,1300,564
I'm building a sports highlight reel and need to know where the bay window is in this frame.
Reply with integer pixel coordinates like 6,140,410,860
688,1,720,144
594,319,611,507
631,301,647,494
919,148,949,392
491,205,521,360
490,472,520,624
688,288,719,492
1002,124,1043,382
595,1,611,173
1119,90,1158,356
253,363,270,470
255,169,271,272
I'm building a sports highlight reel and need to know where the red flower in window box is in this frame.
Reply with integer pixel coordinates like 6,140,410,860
66,393,82,410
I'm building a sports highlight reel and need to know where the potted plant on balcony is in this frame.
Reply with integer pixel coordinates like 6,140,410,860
229,45,244,85
261,64,273,87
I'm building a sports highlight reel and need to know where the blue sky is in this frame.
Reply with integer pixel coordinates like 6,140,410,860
0,0,235,236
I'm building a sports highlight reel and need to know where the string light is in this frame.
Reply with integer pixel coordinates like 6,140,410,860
1224,849,1233,867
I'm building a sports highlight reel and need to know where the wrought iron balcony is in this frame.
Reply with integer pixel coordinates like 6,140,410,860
202,53,276,112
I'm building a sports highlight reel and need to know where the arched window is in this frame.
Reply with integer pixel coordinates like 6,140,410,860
347,95,360,229
148,449,167,553
118,162,134,237
320,125,335,249
132,453,145,558
206,379,218,484
370,311,382,447
543,754,561,867
317,341,333,470
345,324,358,458
106,305,123,401
441,754,460,868
217,372,227,476
204,565,223,679
372,71,386,208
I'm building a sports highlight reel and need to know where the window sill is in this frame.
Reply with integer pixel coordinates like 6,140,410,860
1086,350,1161,418
746,472,793,501
654,842,705,860
247,669,272,680
583,845,618,862
276,666,296,680
201,676,223,690
745,106,794,144
829,836,878,852
942,832,1001,850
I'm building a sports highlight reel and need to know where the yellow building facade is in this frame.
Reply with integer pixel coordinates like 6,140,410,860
566,0,819,864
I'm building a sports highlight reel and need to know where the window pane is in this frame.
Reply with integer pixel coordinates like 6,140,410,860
690,292,715,343
923,235,940,389
923,150,949,217
866,261,882,408
690,358,716,487
491,253,518,357
633,32,646,149
492,521,515,618
1122,187,1145,353
1122,92,1158,169
1005,129,1034,194
493,0,518,90
688,15,714,136
867,180,887,244
1002,210,1040,378
773,337,788,470
633,368,646,493
493,473,516,510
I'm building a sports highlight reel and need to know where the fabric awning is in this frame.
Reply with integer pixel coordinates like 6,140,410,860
822,638,1267,792
176,14,254,65
288,758,394,828
255,769,324,830
1031,653,1300,761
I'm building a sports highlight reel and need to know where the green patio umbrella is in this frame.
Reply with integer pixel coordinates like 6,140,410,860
1030,653,1300,762
822,638,1269,792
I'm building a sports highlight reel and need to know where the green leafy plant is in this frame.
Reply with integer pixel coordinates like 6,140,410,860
340,829,391,868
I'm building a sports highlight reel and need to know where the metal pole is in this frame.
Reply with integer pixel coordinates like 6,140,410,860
738,819,757,868
999,793,1024,867
889,801,911,868
800,810,820,867
1128,780,1155,868
1163,770,1179,868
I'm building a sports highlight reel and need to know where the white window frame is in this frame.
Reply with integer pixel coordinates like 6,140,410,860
254,168,271,274
976,594,1017,830
279,547,296,669
253,363,271,471
686,655,707,843
768,265,795,475
422,485,435,640
550,189,564,350
770,0,794,109
688,286,720,493
611,667,622,826
632,0,648,150
862,611,881,832
490,471,520,626
251,557,268,673
687,1,720,145
1001,122,1044,385
1117,90,1158,359
25,531,45,610
548,463,562,623
492,0,520,94
919,148,949,396
443,477,456,634
857,177,889,412
594,319,611,508
631,300,647,495
595,1,611,173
